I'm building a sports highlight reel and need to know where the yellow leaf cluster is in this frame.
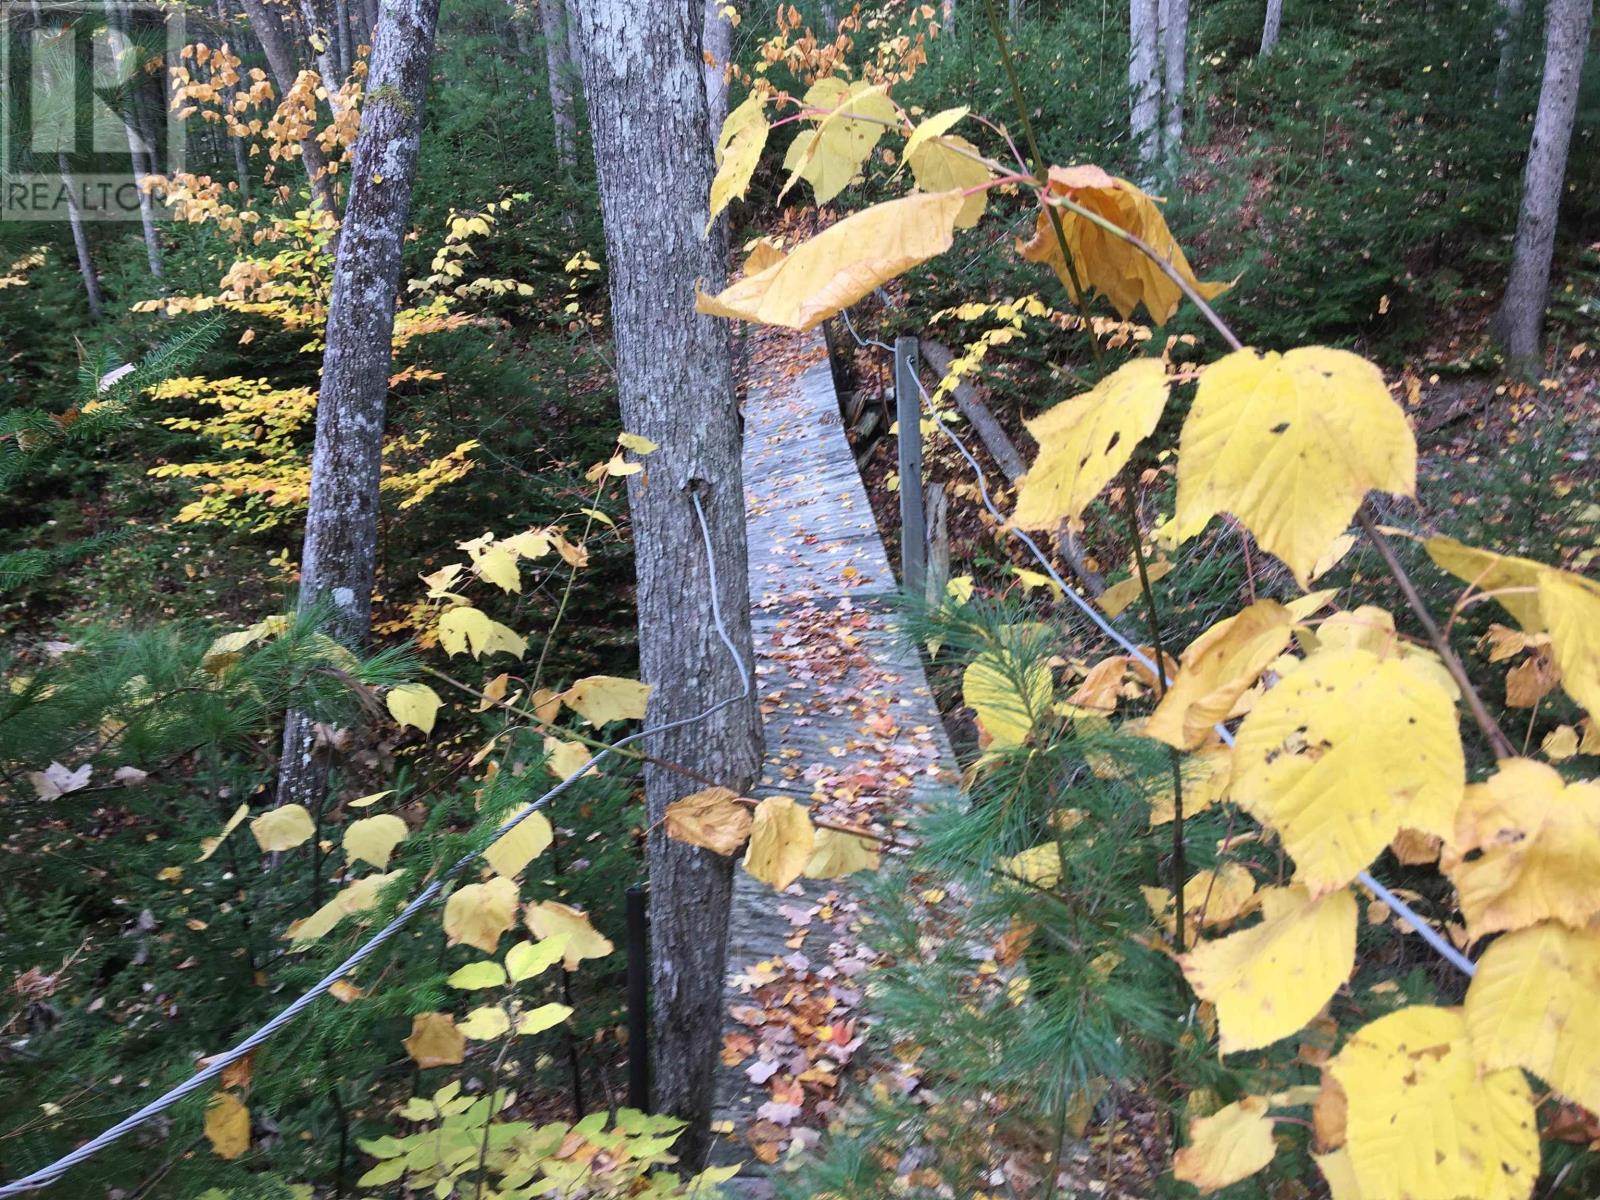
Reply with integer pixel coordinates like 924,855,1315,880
781,78,897,205
1019,165,1228,324
743,796,816,891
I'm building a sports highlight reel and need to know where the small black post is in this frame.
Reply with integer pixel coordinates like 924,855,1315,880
625,884,650,1112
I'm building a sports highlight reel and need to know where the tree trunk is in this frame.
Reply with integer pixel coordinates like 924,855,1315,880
1007,0,1021,26
1160,0,1188,163
1494,0,1526,101
702,0,731,142
572,0,761,1168
274,0,441,809
1129,0,1160,174
60,156,104,321
820,0,839,31
109,2,163,279
237,0,341,218
943,0,955,36
333,0,353,80
297,0,346,91
539,0,578,172
1491,0,1592,368
1259,0,1283,54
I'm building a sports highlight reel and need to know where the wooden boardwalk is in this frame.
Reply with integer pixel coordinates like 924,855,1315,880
709,332,957,1189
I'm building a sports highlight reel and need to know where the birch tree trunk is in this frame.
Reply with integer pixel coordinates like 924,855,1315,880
213,0,253,200
1491,0,1593,368
274,0,441,808
539,0,577,172
1494,0,1526,101
943,0,956,36
1129,0,1160,175
60,157,104,320
572,0,761,1166
1161,0,1188,163
111,3,163,280
237,0,341,217
702,0,731,141
1260,0,1283,54
1007,0,1021,26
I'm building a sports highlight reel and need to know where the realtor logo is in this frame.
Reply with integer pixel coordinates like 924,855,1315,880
1,1,185,220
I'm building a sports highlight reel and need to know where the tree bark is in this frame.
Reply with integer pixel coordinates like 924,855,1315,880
1129,0,1160,175
539,0,578,172
1160,0,1188,163
213,0,253,200
702,0,731,142
1259,0,1283,55
275,0,441,809
60,156,104,321
943,0,955,36
237,0,341,218
1007,0,1021,26
572,0,761,1168
109,1,163,280
1494,0,1526,101
1491,0,1592,368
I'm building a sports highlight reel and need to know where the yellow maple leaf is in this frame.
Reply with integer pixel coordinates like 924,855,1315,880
1012,359,1171,530
524,900,614,970
962,644,1052,747
1180,884,1356,1054
204,1091,251,1160
249,803,315,852
696,190,964,331
1232,648,1463,894
403,1011,465,1068
1172,1095,1277,1194
442,876,519,955
1018,164,1229,324
907,133,990,227
343,813,408,869
482,806,553,879
664,786,753,856
387,682,443,734
780,78,897,205
707,91,768,230
473,546,520,593
803,827,881,879
1144,600,1294,750
437,607,526,659
1439,758,1600,940
742,796,816,891
1466,921,1600,1114
559,675,652,726
1175,347,1416,586
1328,1006,1537,1200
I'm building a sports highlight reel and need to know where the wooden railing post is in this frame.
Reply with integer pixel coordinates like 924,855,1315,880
894,336,926,598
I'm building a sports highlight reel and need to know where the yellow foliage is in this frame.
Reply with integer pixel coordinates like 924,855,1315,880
1439,758,1600,940
524,901,614,970
442,876,520,955
1142,862,1258,936
559,675,652,726
1327,1006,1538,1200
962,644,1052,748
1012,359,1170,530
1180,885,1356,1054
906,133,990,228
1175,347,1416,585
343,814,408,869
204,1091,251,1160
708,91,769,228
1143,600,1294,750
403,1012,465,1069
780,77,898,205
803,828,881,879
697,190,964,330
1466,921,1600,1114
1231,648,1463,894
387,683,443,734
1172,1096,1277,1193
743,796,816,891
664,787,753,856
482,807,553,880
250,803,315,852
1018,164,1228,324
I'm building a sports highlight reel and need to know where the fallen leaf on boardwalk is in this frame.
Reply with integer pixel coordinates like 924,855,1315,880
344,814,408,869
1175,347,1416,585
443,876,519,954
803,828,880,878
665,787,753,856
403,1012,465,1068
387,683,443,734
1144,600,1294,750
250,804,315,852
1465,921,1600,1113
482,806,554,879
1439,758,1600,940
744,796,816,891
697,191,964,331
525,901,613,970
1231,647,1463,894
1173,1096,1276,1193
1019,164,1229,323
204,1091,251,1160
559,675,651,726
1327,1006,1537,1200
1181,885,1356,1054
1013,359,1170,529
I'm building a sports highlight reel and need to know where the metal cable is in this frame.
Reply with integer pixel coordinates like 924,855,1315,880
1,491,754,1196
839,307,1476,979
